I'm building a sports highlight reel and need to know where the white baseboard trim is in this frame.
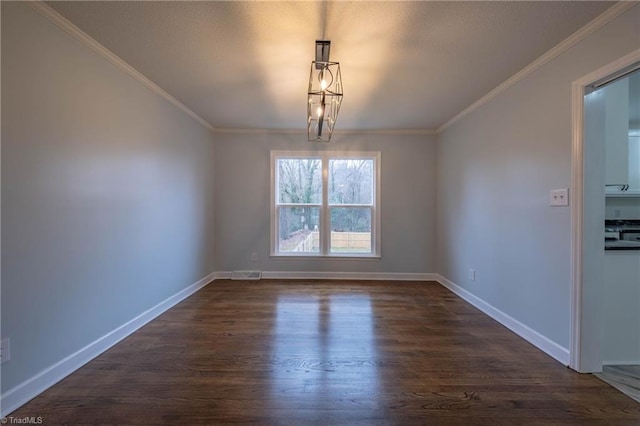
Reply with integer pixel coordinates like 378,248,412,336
219,271,437,281
0,271,216,417
3,271,572,416
435,274,570,366
214,271,233,280
211,271,232,280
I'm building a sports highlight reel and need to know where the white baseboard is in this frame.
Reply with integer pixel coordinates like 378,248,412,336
221,271,437,281
214,271,232,280
2,271,571,416
435,274,570,366
211,271,231,280
0,271,216,417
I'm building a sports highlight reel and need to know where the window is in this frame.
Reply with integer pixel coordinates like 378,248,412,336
271,151,380,257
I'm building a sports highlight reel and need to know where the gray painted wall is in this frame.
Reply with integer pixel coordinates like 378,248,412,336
214,131,436,274
1,2,215,393
3,0,637,406
436,5,640,350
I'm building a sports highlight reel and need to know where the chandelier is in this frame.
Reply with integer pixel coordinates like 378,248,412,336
307,40,343,142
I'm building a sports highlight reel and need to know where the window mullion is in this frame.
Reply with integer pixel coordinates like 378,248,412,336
369,205,375,255
321,157,330,255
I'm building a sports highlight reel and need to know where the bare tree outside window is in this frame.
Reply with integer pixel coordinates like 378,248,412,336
277,158,321,252
273,152,379,256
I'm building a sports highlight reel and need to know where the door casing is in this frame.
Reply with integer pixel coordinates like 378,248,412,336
570,49,640,372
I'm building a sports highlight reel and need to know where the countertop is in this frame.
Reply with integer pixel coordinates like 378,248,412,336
605,240,640,250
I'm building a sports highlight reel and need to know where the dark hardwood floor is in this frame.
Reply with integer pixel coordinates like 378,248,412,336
9,280,640,424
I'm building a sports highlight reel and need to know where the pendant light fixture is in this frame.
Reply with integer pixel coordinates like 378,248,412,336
307,40,343,142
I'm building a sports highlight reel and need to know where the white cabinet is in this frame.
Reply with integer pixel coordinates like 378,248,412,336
629,135,640,190
605,136,640,196
603,251,640,365
604,78,629,186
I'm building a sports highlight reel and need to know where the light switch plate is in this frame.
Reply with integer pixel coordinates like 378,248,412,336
550,188,569,206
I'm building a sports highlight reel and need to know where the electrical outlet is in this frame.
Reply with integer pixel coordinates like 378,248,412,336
1,338,10,364
550,188,569,206
468,268,476,281
251,252,258,262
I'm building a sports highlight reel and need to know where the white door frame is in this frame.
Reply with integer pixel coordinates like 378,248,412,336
570,49,640,372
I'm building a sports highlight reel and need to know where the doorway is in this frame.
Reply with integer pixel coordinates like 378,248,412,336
570,50,640,384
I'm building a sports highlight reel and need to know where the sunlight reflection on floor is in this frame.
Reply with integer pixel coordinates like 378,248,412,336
270,293,379,411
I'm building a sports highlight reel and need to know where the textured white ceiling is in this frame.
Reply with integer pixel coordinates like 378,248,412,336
47,1,613,131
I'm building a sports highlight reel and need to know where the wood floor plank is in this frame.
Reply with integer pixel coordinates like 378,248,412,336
8,280,640,424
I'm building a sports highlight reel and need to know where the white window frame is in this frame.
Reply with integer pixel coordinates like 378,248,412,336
270,150,381,258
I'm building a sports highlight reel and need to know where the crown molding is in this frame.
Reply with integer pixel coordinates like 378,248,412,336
335,128,437,136
22,0,436,138
437,1,638,134
25,1,216,133
27,0,633,138
214,128,306,135
214,127,436,136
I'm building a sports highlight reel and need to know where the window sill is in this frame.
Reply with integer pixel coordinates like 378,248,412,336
270,253,381,260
